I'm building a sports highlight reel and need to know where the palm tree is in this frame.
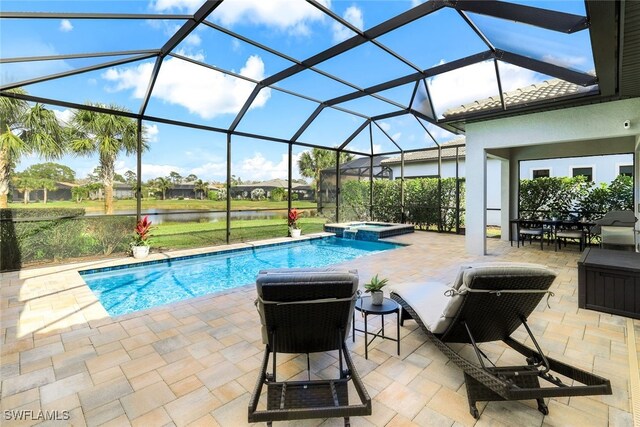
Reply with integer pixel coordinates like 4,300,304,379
0,89,66,207
69,104,146,214
155,177,172,200
297,148,353,196
39,179,57,204
13,173,39,204
193,179,209,200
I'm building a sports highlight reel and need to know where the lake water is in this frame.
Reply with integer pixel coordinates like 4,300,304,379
86,209,290,224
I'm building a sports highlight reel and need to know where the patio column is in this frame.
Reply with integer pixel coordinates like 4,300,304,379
465,142,487,255
500,158,510,242
635,135,640,252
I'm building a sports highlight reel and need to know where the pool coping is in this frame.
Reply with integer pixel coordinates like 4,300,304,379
78,233,337,275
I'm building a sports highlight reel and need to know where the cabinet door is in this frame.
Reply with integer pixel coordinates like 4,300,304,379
586,267,640,319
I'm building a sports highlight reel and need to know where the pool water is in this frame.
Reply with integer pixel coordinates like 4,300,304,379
350,223,391,230
80,237,401,316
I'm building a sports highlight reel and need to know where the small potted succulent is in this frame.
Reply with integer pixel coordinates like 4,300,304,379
131,215,153,259
364,274,389,305
288,208,302,238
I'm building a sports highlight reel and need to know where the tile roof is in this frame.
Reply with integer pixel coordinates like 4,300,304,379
443,78,596,118
381,138,466,165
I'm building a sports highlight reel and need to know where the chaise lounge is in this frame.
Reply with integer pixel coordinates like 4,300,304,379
389,262,612,419
248,268,371,426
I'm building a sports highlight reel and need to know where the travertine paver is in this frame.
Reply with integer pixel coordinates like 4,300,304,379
1,232,639,426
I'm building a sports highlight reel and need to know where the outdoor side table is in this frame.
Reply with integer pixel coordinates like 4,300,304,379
352,296,400,359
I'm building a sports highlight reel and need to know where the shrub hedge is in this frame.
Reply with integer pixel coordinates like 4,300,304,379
339,177,466,232
0,208,134,271
519,175,632,220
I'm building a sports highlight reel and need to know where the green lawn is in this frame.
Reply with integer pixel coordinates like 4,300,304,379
153,217,327,249
8,198,317,213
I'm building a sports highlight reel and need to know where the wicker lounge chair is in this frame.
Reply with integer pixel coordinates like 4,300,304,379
248,268,371,426
389,263,612,419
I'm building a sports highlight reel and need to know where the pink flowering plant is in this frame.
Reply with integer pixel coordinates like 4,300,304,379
288,208,301,230
132,215,153,247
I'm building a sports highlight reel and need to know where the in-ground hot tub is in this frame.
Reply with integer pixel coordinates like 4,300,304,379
324,221,414,241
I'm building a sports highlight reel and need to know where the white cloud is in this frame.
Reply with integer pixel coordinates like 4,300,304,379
212,0,330,33
238,152,289,181
379,122,391,132
541,54,586,70
427,60,540,115
145,124,159,142
391,132,402,142
59,19,73,32
372,143,382,154
140,163,182,180
231,38,242,52
332,6,362,43
185,152,303,182
410,0,424,7
102,54,270,120
185,33,201,46
189,162,227,180
152,0,202,13
114,160,130,177
53,108,74,125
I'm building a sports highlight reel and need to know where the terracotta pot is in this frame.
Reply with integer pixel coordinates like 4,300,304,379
132,245,150,259
291,228,302,238
370,290,384,305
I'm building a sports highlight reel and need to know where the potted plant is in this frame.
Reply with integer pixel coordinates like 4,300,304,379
288,208,302,238
364,274,389,305
131,215,153,259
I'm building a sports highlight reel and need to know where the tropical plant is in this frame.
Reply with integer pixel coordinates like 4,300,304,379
519,176,591,219
297,148,353,195
71,185,92,203
23,162,75,183
288,208,301,230
12,172,39,204
132,215,153,247
364,274,389,293
608,175,633,211
69,104,145,214
154,177,172,200
193,179,209,200
340,179,370,221
0,89,66,207
270,187,285,202
22,162,75,204
185,173,198,183
577,175,633,219
168,171,182,185
251,188,265,200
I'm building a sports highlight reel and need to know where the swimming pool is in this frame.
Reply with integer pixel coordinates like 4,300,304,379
80,237,401,316
324,221,415,241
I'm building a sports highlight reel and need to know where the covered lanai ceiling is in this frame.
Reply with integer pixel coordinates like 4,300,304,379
0,0,631,156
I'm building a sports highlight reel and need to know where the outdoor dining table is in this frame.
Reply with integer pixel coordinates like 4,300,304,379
510,218,596,248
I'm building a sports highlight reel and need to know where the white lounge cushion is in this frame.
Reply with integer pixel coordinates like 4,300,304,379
389,262,556,334
388,281,463,334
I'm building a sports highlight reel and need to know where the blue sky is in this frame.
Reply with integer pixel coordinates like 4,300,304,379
0,0,594,183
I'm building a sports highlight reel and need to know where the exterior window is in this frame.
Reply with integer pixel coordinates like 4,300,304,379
619,165,633,177
532,169,550,179
572,167,593,181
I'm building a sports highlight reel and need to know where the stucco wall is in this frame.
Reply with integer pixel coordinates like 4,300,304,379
465,98,640,255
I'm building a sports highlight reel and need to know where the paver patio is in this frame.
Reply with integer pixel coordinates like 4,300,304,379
1,232,639,426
